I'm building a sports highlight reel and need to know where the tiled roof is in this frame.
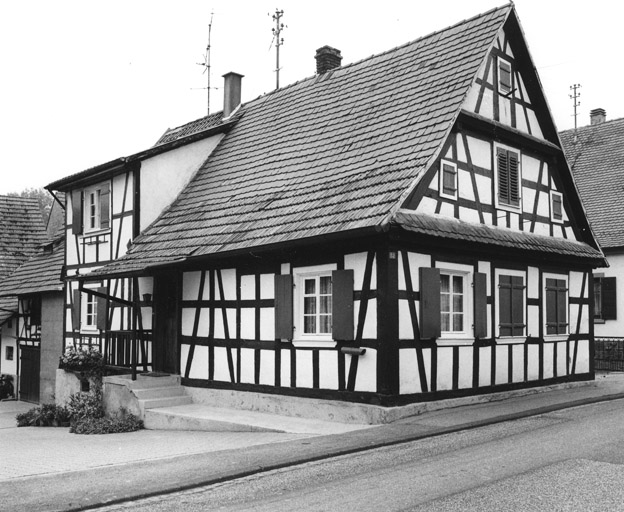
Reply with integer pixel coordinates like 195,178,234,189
0,238,64,297
561,118,624,249
0,196,48,279
154,112,227,146
394,211,606,264
87,5,513,278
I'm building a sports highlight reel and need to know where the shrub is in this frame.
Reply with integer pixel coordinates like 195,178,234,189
59,346,104,377
16,403,71,427
71,408,143,434
66,387,105,421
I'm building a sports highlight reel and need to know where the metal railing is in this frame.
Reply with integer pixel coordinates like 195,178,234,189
595,337,624,371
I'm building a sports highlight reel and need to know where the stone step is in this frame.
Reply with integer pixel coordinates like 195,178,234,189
105,374,181,390
139,395,193,414
133,386,188,400
143,403,372,434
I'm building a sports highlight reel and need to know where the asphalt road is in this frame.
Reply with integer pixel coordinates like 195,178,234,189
97,399,624,511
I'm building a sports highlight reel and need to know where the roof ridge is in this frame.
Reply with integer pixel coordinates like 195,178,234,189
241,3,514,109
560,116,624,134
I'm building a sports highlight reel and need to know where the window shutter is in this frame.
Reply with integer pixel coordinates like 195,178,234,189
511,276,525,336
100,183,110,230
274,274,293,340
508,152,520,206
602,277,617,320
419,267,441,339
442,163,456,195
545,278,557,335
96,287,107,331
497,148,510,204
474,272,488,338
552,193,563,220
71,190,83,235
72,290,81,330
556,280,567,333
499,275,512,337
499,61,512,92
332,269,354,341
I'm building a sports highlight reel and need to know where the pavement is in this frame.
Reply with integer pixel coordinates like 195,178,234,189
2,371,624,511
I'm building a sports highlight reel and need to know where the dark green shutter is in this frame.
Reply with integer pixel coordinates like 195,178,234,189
497,148,509,204
552,193,563,220
511,276,525,336
474,272,488,338
419,267,441,339
72,290,81,330
332,269,354,341
100,183,110,230
274,274,293,340
545,278,557,335
556,280,567,333
602,277,617,320
508,152,520,206
96,287,107,331
71,190,83,235
499,275,512,337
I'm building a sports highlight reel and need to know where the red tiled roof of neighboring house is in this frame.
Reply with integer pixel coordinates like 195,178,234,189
394,211,605,264
0,196,48,278
0,237,64,297
86,5,516,278
560,118,624,249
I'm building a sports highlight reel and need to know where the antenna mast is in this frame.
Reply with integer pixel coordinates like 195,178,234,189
272,9,285,89
197,11,214,116
569,83,581,142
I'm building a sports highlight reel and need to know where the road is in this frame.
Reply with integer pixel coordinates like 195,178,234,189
98,399,624,511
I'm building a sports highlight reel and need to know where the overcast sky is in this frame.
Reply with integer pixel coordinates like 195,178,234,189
0,1,619,194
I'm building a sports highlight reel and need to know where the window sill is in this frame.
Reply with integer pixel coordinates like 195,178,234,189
594,319,606,324
496,336,526,345
543,335,568,342
292,340,337,348
81,229,111,239
436,338,473,347
496,203,522,214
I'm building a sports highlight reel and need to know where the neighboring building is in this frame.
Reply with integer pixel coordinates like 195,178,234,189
0,196,48,399
47,4,605,406
561,109,624,338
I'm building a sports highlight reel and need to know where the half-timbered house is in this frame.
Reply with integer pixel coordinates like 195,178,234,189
48,4,605,408
0,196,48,399
561,109,624,365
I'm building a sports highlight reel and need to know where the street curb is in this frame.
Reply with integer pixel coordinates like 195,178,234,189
51,390,624,511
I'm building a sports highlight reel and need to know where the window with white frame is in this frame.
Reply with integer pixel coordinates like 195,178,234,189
494,143,521,211
82,290,98,330
439,160,458,200
293,264,336,342
550,191,563,223
84,187,101,232
544,275,568,336
498,57,513,95
437,264,473,340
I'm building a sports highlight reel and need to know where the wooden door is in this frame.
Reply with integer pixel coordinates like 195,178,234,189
152,272,180,374
19,345,40,403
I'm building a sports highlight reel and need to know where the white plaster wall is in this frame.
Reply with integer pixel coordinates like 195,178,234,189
436,347,453,391
0,330,17,376
345,252,376,291
458,347,473,388
240,348,255,384
295,350,313,388
478,347,492,387
353,349,376,392
259,350,275,386
140,134,225,231
319,351,338,390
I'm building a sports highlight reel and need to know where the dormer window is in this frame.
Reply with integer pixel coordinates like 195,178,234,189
498,57,512,94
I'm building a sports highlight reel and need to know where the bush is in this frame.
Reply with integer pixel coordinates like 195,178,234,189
70,408,143,434
59,347,104,377
16,403,71,427
66,387,105,421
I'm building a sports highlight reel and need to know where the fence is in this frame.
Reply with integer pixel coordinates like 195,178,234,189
595,337,624,371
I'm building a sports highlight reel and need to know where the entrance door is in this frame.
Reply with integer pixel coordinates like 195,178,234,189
152,272,180,374
19,345,40,403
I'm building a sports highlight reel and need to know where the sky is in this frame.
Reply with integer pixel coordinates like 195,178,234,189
0,1,620,194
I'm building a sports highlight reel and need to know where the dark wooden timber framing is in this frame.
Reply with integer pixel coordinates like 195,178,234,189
376,247,399,395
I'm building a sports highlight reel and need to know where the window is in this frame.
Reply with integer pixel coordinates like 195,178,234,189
495,144,521,210
302,275,332,335
72,287,107,332
420,266,487,344
83,292,98,330
71,182,110,235
545,277,568,335
551,191,563,223
498,58,512,94
594,276,617,321
275,266,354,344
498,274,525,337
439,160,458,200
5,346,13,361
440,272,466,334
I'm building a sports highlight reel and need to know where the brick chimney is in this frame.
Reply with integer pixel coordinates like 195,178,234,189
315,46,342,74
223,72,244,118
590,108,606,125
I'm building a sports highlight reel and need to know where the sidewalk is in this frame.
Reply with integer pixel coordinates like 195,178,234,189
1,372,624,512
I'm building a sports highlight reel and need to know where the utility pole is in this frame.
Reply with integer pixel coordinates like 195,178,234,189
272,9,285,89
569,83,581,142
197,11,214,116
